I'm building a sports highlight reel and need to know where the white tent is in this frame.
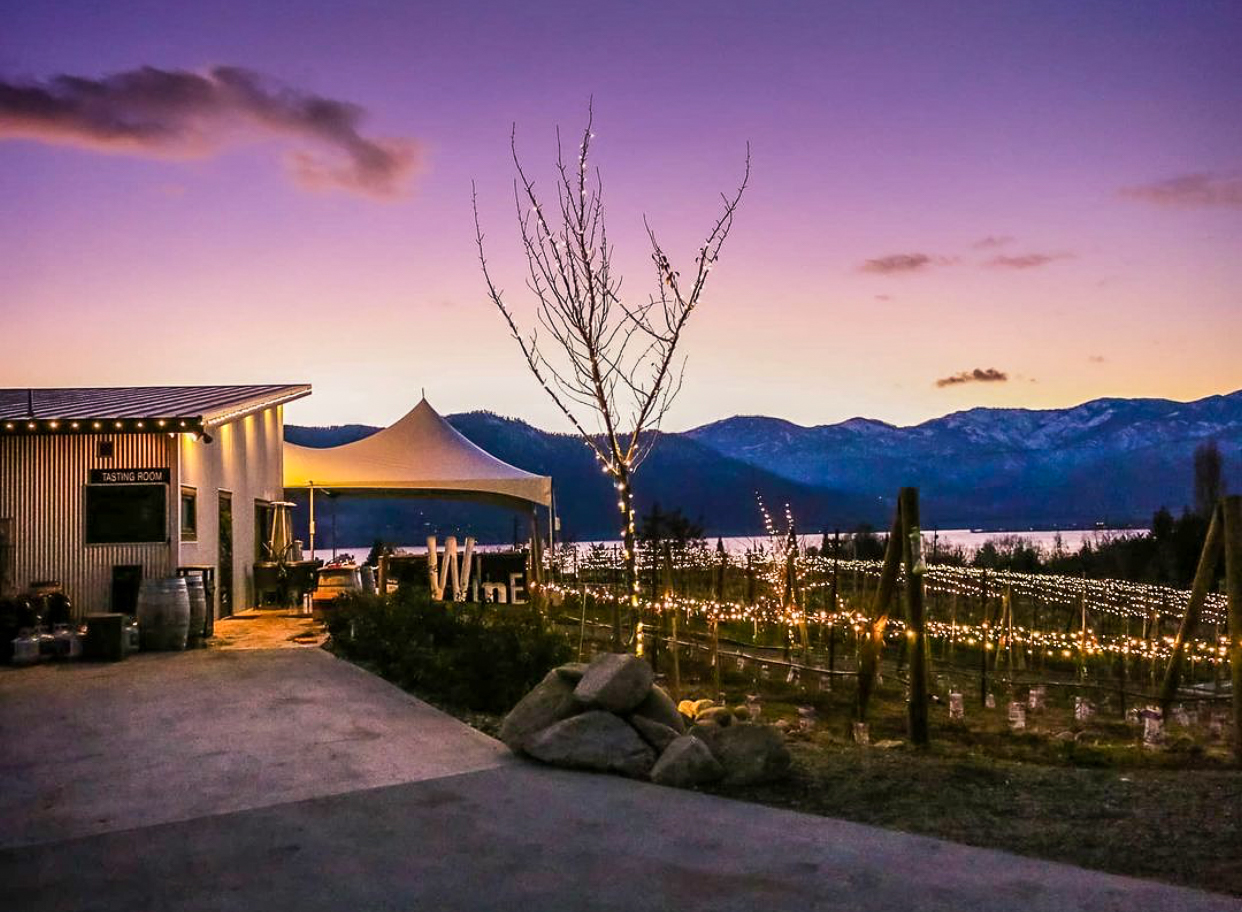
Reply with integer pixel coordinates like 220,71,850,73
283,398,552,509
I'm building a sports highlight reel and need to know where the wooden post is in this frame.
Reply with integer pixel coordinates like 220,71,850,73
670,599,681,700
610,543,622,652
783,538,794,661
1031,593,1041,672
1006,588,1014,674
993,588,1009,674
1147,603,1160,687
745,552,756,607
664,543,680,693
1116,611,1128,720
1214,621,1223,695
1078,574,1088,681
900,487,930,747
856,506,903,722
648,542,662,672
1160,503,1223,715
712,540,725,694
795,568,811,662
948,591,958,666
829,531,840,673
1221,496,1242,766
979,569,990,706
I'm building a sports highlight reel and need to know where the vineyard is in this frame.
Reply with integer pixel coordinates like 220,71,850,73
543,523,1234,737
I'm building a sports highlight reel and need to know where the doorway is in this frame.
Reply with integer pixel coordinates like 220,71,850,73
0,518,13,597
110,565,143,615
218,492,234,618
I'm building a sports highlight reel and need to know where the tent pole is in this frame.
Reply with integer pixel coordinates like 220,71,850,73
308,485,316,560
549,482,557,565
529,509,544,588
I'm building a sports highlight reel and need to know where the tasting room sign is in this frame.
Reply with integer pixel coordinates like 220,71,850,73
89,468,171,484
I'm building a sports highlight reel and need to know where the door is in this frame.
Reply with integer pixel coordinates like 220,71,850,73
218,492,234,618
111,565,143,615
0,518,12,598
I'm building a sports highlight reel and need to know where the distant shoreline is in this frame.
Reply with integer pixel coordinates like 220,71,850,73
309,527,1145,561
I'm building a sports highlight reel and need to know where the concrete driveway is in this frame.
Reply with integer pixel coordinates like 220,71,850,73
0,647,509,848
2,649,1238,912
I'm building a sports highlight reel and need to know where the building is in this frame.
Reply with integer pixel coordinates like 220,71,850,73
0,385,311,619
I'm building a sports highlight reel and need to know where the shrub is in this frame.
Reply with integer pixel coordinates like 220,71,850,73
324,587,572,713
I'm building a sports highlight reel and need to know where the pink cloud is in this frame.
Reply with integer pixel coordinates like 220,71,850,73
1119,172,1242,209
0,66,420,199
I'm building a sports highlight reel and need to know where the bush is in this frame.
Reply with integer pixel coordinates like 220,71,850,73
324,587,572,713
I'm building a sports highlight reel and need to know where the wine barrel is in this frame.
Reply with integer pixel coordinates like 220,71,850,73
185,576,208,645
137,578,190,651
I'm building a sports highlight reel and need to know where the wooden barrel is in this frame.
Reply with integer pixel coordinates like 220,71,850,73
185,577,208,644
137,578,190,651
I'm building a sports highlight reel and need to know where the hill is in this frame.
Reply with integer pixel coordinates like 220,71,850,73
284,390,1242,544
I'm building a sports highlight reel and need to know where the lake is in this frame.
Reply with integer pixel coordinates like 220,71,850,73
309,528,1142,563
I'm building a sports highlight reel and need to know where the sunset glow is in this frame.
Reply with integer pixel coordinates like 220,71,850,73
3,1,1239,431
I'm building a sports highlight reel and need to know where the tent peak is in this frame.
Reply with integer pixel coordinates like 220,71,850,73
283,394,552,507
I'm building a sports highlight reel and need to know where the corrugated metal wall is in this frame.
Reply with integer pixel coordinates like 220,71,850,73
0,433,174,616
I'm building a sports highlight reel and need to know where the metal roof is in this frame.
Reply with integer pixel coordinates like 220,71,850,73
0,385,311,429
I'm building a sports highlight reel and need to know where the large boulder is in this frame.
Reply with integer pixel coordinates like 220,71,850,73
573,653,654,713
694,722,791,785
499,669,580,752
630,714,681,753
554,662,590,683
650,735,725,788
525,711,656,778
631,684,686,733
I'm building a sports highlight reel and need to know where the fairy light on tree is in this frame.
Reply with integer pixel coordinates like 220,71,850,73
473,103,749,652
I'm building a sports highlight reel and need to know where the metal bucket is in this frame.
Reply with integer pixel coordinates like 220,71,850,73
185,577,208,645
12,632,40,666
137,578,190,651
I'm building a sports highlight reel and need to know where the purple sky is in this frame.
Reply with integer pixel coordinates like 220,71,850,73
2,1,1240,432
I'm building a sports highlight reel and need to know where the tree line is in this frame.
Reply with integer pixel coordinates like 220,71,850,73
808,441,1228,588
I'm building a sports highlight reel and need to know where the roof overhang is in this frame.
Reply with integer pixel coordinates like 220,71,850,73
284,484,545,513
0,384,311,436
201,385,312,427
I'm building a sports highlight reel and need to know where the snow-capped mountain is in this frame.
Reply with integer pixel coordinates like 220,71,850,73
286,390,1242,539
685,390,1242,526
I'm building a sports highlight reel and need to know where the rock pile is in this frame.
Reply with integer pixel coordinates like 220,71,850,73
500,653,791,788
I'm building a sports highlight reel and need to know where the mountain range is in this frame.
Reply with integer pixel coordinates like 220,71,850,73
285,389,1242,545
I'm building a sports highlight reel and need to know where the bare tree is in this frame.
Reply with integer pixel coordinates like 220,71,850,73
473,106,748,649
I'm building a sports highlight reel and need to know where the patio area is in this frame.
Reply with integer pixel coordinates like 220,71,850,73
209,608,328,650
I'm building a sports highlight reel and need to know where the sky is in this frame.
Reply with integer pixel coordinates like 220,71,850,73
2,0,1240,433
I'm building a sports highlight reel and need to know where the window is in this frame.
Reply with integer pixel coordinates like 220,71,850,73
85,485,167,544
97,439,114,459
180,487,197,541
